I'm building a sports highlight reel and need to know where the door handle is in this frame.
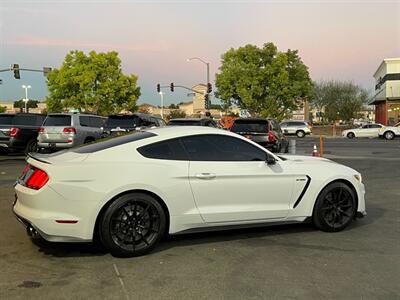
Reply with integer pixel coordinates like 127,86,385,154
195,173,216,180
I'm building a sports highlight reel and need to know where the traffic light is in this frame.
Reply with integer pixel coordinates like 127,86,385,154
207,83,212,93
157,84,160,93
170,83,174,92
204,94,210,110
13,64,20,79
43,67,52,77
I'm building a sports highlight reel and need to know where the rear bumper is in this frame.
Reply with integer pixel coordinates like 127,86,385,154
13,184,93,242
38,142,75,149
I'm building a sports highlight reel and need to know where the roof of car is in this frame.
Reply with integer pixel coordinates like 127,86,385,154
169,118,211,121
234,118,272,122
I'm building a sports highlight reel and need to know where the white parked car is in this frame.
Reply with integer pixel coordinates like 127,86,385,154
13,127,366,257
378,123,400,140
342,123,383,139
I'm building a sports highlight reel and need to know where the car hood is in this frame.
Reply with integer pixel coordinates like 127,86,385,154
279,154,332,163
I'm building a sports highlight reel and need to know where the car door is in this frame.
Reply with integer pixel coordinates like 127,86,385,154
368,124,382,137
356,125,369,137
182,134,294,223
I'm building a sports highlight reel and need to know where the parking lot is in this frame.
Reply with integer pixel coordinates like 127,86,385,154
0,137,399,300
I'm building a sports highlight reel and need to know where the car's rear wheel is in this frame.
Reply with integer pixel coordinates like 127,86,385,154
99,192,166,257
384,131,395,140
347,132,355,139
24,139,38,155
296,130,305,138
313,182,356,232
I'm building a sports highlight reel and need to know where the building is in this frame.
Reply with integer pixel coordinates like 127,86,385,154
291,100,310,121
369,58,400,125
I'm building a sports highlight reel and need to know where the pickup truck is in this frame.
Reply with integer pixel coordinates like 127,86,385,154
0,113,46,154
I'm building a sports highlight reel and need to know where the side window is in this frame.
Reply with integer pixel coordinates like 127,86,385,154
90,117,104,128
362,125,368,129
181,134,266,161
80,116,90,127
370,124,381,128
137,138,188,160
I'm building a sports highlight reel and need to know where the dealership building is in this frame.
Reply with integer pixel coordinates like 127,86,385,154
369,58,400,125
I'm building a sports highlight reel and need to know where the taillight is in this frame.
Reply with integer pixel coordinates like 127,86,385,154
9,127,20,137
63,127,76,134
26,168,49,190
21,164,30,176
38,127,45,133
268,131,277,142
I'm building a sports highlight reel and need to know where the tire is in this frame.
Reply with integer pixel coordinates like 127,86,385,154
24,139,38,155
84,137,95,144
384,131,395,140
296,130,305,138
313,182,356,232
347,132,355,139
99,192,166,257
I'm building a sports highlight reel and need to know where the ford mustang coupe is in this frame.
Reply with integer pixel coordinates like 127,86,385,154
13,127,366,257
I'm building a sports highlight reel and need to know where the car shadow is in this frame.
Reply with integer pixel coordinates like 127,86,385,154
32,207,383,258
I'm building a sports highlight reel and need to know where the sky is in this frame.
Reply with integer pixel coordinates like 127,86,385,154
0,0,399,107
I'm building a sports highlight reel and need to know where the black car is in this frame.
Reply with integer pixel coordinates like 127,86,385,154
230,118,288,153
168,118,218,127
103,113,165,136
0,113,46,154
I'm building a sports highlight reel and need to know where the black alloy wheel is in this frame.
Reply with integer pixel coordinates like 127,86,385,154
313,182,356,232
99,193,166,257
25,139,38,155
347,132,355,139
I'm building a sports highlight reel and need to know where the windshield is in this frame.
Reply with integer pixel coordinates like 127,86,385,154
231,120,269,133
44,115,72,126
105,116,139,128
0,115,14,125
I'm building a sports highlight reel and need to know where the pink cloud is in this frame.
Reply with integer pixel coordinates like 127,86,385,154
4,36,170,52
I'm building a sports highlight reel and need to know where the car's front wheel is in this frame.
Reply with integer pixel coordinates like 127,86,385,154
313,182,356,232
99,192,166,257
384,131,395,140
347,132,355,139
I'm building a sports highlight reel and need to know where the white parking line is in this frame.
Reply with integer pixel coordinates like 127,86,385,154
113,263,130,300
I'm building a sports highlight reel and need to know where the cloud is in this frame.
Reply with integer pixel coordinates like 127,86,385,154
4,36,170,52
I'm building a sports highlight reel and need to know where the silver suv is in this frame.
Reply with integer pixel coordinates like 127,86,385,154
280,120,312,138
38,113,106,151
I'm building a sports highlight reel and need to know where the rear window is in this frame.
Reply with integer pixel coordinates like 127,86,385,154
0,115,14,125
44,115,71,126
168,120,201,126
12,114,45,126
231,120,269,133
73,131,156,153
105,116,139,128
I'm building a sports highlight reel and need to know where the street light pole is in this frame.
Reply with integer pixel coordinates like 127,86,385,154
21,85,31,113
187,57,210,86
159,91,164,119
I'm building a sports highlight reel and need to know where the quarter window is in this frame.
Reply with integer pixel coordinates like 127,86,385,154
180,134,266,161
137,138,188,160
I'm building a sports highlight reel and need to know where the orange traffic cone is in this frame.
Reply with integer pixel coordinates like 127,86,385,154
312,144,319,157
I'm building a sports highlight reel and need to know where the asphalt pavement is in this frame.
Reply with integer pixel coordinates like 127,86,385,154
0,137,399,300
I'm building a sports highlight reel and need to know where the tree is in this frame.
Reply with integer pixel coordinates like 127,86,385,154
0,106,6,113
168,109,186,120
215,42,312,121
168,103,178,109
13,99,39,113
311,81,369,122
46,50,141,115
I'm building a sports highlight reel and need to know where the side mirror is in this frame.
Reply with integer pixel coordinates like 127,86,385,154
266,154,276,165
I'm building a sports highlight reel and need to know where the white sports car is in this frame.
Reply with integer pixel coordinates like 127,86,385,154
13,127,366,257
